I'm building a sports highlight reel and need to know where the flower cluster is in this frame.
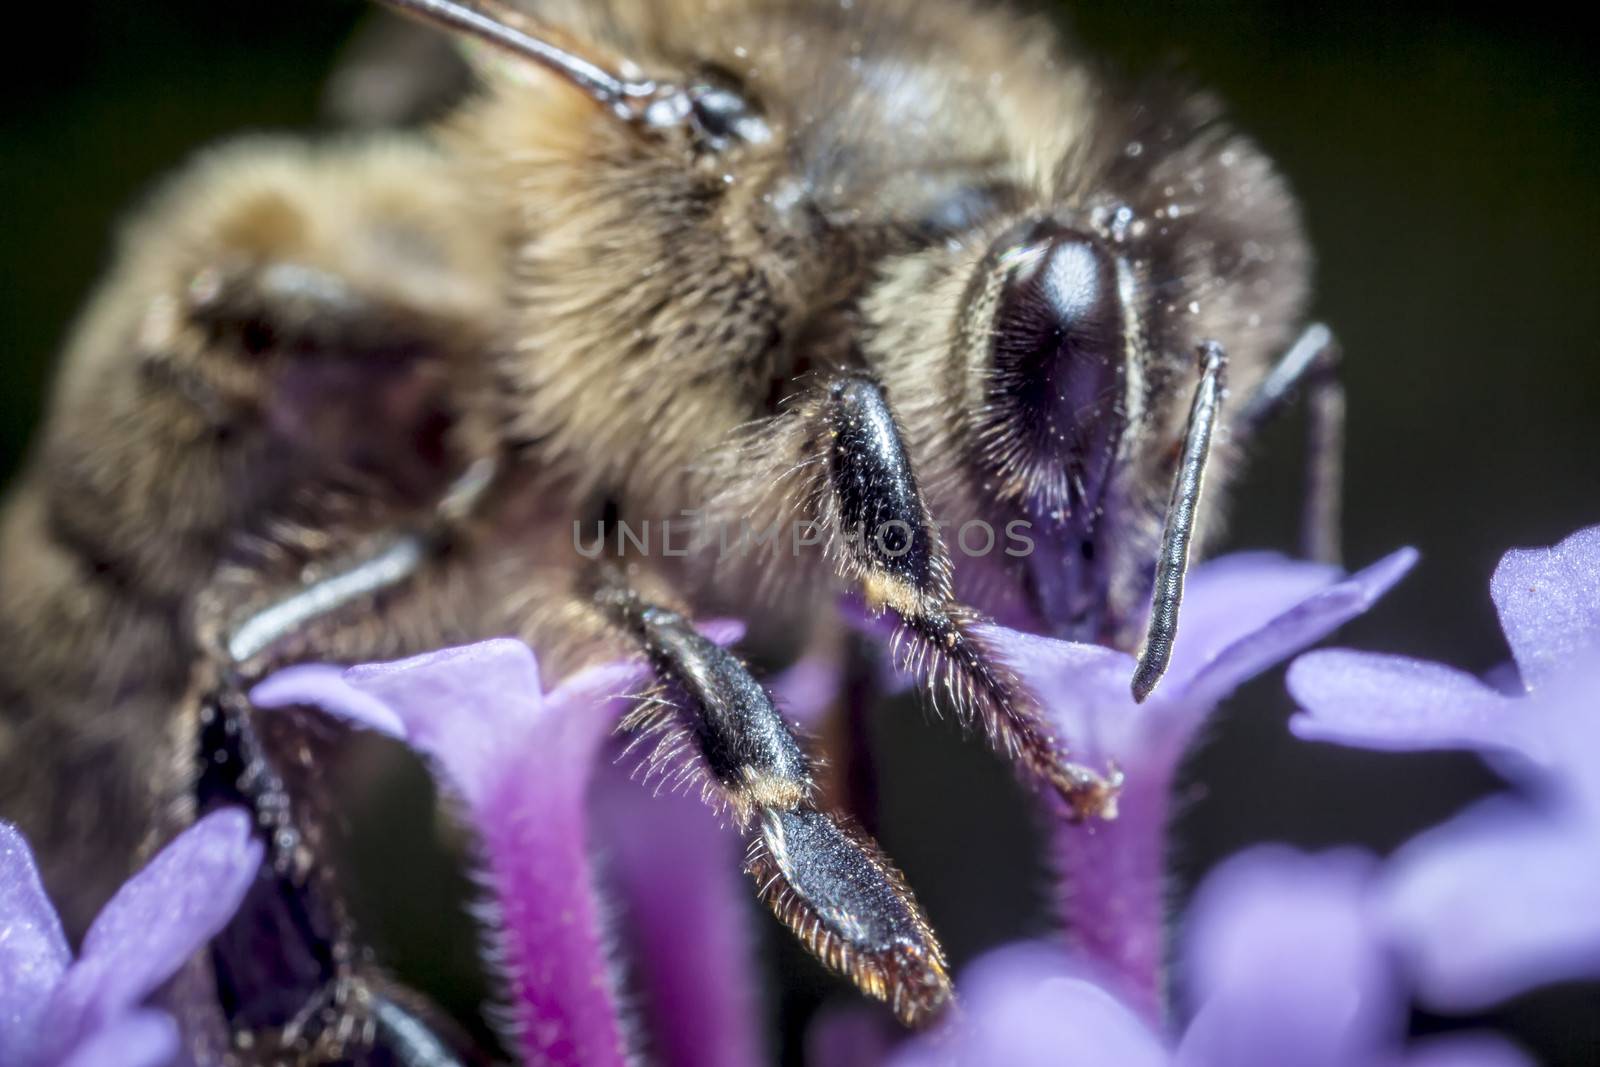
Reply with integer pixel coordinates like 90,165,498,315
3,526,1595,1066
1289,525,1600,1011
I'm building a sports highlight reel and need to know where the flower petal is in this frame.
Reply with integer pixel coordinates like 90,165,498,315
1489,525,1600,692
1183,548,1417,708
40,809,261,1061
250,663,406,738
805,1005,896,1067
975,626,1138,765
1287,651,1535,759
343,640,548,809
57,1009,179,1067
1380,795,1600,1011
1177,847,1397,1067
1163,552,1344,687
770,653,842,733
1397,1033,1537,1067
259,630,759,1067
0,821,71,1061
343,644,638,1066
888,943,1169,1067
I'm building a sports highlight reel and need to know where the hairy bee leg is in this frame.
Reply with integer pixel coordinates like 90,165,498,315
1131,343,1228,703
191,671,480,1065
193,675,349,1054
809,376,1120,819
1238,322,1346,566
181,464,499,1064
596,582,954,1027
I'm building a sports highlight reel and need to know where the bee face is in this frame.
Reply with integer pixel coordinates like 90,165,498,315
867,82,1311,643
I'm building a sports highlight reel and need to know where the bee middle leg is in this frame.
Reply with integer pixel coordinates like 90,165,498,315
590,572,954,1027
709,374,1121,820
187,666,487,1065
180,567,496,1062
178,468,505,1064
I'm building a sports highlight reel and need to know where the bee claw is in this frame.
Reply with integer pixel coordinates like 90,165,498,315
1049,760,1123,823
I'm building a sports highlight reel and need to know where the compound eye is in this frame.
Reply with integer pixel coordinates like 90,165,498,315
687,75,771,151
912,183,1011,240
982,222,1128,521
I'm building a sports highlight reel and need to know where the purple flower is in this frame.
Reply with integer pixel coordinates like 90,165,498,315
1290,524,1600,1009
980,548,1417,1021
885,847,1533,1067
252,625,765,1067
1,809,262,1067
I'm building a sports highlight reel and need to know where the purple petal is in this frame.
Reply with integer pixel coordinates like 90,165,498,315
39,809,261,1063
344,640,549,809
1,821,71,1060
258,630,758,1067
1183,548,1417,707
1163,552,1344,686
695,619,748,649
1397,1034,1537,1067
805,1005,897,1067
984,550,1415,773
348,644,638,1066
981,625,1173,1020
770,653,842,733
251,663,406,738
1177,847,1397,1067
979,551,1413,1022
888,943,1169,1067
589,764,763,1067
1287,652,1536,760
1380,795,1600,1010
975,627,1138,766
57,1009,180,1067
1489,525,1600,692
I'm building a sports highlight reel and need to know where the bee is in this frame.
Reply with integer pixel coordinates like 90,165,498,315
0,0,1344,1060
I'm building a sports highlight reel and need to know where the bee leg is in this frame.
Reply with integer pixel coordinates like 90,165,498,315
189,668,487,1064
710,374,1123,816
1130,343,1228,703
595,579,954,1028
793,375,1121,820
190,673,353,1060
1238,322,1345,566
180,469,498,1064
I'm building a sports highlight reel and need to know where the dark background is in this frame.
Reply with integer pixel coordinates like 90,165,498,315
3,1,1596,1063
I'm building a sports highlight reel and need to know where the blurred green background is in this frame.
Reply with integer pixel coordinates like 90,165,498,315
3,1,1596,1063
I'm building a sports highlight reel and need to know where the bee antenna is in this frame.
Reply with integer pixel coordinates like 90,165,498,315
376,0,675,125
1131,341,1227,703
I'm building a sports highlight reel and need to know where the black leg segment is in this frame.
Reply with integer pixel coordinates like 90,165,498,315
1131,342,1227,703
195,672,479,1064
818,375,1121,819
595,576,954,1026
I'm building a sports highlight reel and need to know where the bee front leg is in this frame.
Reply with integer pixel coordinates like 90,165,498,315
712,375,1121,820
593,576,954,1028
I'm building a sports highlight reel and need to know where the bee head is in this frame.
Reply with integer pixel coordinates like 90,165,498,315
866,82,1310,645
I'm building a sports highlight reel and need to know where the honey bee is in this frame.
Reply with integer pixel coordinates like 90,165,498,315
0,0,1344,1060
